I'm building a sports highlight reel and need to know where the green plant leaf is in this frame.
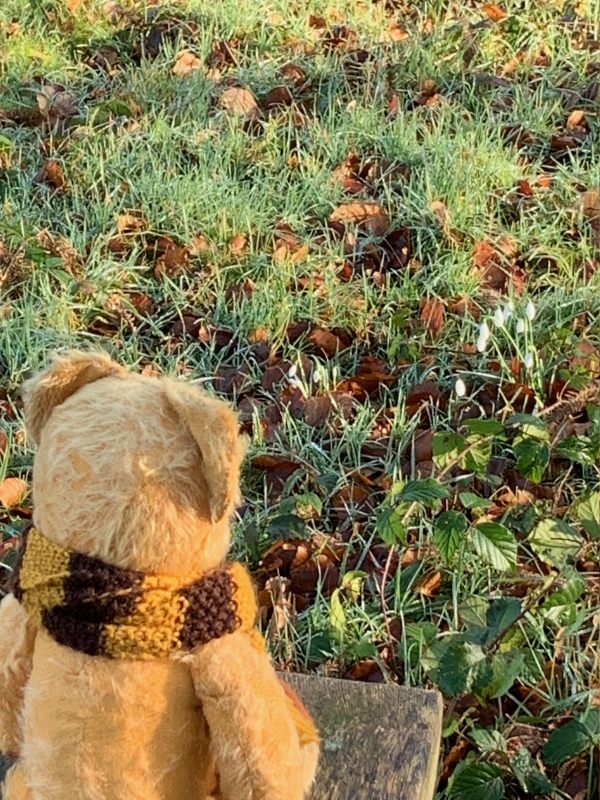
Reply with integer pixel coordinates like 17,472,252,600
543,719,591,765
436,640,482,696
486,597,522,640
459,491,492,510
376,506,407,546
266,513,308,538
506,413,548,433
470,728,507,753
511,746,556,795
434,511,468,563
295,492,323,519
449,761,505,800
397,478,449,505
471,523,517,571
514,437,550,483
329,588,346,637
543,575,586,611
432,431,466,463
462,419,505,436
463,435,493,475
576,491,600,539
341,570,367,600
529,518,583,566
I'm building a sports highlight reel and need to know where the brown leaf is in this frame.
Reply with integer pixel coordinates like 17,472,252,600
0,477,28,509
566,109,586,129
251,455,303,488
154,242,189,277
229,232,248,256
483,3,507,22
281,63,307,86
582,190,600,250
420,297,446,338
430,200,449,225
303,395,332,427
329,202,390,237
262,86,293,111
344,659,385,682
0,431,7,458
172,51,202,76
307,326,352,358
221,87,260,119
116,212,146,235
34,160,66,189
414,570,442,597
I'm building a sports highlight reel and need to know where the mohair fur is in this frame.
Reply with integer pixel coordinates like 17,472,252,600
0,351,319,800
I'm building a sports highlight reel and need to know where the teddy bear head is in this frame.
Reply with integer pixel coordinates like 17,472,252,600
22,350,246,578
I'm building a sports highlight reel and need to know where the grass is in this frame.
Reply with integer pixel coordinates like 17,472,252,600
1,0,600,796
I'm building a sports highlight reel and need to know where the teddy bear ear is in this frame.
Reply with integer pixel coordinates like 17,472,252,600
163,381,247,523
23,349,125,445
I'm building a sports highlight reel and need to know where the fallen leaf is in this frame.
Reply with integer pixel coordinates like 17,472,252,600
116,212,146,235
262,86,293,110
582,190,600,249
483,3,507,22
0,477,28,508
221,87,260,119
229,232,249,256
303,395,332,427
414,570,442,597
567,109,586,129
430,200,449,225
172,51,202,76
33,160,66,189
281,63,307,86
251,455,304,489
329,202,390,237
420,297,446,338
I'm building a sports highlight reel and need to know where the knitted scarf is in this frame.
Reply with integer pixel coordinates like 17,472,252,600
12,527,319,746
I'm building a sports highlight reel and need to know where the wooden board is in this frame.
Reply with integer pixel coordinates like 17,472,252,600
283,674,443,800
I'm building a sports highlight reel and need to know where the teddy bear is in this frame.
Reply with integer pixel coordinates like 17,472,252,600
0,350,319,800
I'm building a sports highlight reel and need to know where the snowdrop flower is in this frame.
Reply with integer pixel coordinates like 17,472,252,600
525,300,536,321
493,307,505,327
455,377,467,397
516,318,526,334
524,351,535,370
476,334,489,353
479,321,490,342
502,301,514,323
312,369,321,384
287,364,298,379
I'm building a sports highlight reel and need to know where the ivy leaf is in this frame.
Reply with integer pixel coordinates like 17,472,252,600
576,491,600,539
529,518,583,566
543,719,592,765
397,478,449,505
434,511,468,563
449,761,505,800
376,506,407,546
514,437,550,483
471,523,517,571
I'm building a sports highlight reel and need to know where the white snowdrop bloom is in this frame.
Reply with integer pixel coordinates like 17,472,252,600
287,364,297,379
525,300,536,321
312,369,321,384
479,321,490,341
476,335,489,353
516,318,526,334
524,351,535,370
493,307,505,327
502,302,514,323
455,378,467,397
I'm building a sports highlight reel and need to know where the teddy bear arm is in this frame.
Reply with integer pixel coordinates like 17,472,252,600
0,594,37,756
186,631,306,800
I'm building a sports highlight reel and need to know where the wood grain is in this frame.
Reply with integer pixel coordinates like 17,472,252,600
283,674,443,800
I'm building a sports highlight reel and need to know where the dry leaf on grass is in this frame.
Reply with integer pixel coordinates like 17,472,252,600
221,87,260,119
329,202,390,237
420,297,446,338
303,395,332,427
33,160,66,189
172,51,202,76
582,190,600,249
483,3,507,22
0,477,28,508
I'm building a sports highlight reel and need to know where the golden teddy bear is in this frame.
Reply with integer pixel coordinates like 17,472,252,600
0,350,319,800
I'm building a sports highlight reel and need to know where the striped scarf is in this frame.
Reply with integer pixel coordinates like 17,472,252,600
12,527,319,745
